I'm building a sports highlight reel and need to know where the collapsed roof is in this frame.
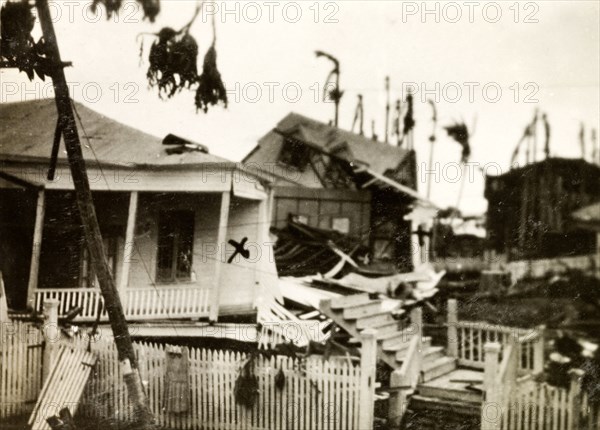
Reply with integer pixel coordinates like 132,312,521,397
245,112,412,177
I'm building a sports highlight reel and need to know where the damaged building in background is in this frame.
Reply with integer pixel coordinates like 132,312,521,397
485,157,600,261
243,112,437,275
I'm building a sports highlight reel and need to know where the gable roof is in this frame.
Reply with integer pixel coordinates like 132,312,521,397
0,99,230,168
244,112,411,176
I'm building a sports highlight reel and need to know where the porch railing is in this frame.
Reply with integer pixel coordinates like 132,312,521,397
34,288,105,321
34,285,211,321
446,299,544,374
123,286,210,319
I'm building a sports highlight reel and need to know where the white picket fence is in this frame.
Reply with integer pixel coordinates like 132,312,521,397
71,336,364,430
481,341,600,430
492,378,600,430
0,321,44,419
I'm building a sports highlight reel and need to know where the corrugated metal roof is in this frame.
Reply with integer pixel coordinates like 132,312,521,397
0,99,231,167
243,112,411,176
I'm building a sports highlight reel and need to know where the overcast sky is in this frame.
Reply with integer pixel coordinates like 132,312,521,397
1,0,599,214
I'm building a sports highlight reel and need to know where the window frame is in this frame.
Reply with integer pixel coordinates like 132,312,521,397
278,138,311,171
156,210,195,283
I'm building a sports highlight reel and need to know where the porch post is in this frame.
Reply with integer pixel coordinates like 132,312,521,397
119,191,139,304
0,274,8,322
253,192,269,303
26,189,45,311
447,299,459,358
209,190,230,322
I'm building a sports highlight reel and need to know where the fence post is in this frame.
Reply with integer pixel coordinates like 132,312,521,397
481,342,501,430
447,299,458,358
410,306,423,340
358,329,377,430
42,299,60,382
389,371,406,428
533,324,545,374
567,368,584,430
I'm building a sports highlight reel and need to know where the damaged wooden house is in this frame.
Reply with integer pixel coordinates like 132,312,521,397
243,112,437,275
0,99,279,333
485,157,600,280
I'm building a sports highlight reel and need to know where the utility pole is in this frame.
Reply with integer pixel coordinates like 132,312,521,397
426,100,437,199
35,0,154,426
394,99,402,146
384,76,390,143
315,50,341,127
334,63,340,127
352,94,364,135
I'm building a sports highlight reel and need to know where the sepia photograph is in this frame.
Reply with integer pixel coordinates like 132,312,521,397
0,1,599,429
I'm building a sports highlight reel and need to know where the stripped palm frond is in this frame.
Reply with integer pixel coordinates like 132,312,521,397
195,12,228,113
444,122,471,162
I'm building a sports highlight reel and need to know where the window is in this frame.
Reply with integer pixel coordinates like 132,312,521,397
331,217,350,234
157,210,195,282
279,138,310,170
371,220,396,261
81,236,118,289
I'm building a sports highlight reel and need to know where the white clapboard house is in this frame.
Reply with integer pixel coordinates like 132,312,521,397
0,99,279,331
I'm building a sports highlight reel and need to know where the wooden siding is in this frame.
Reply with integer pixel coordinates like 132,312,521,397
272,186,371,242
486,158,600,260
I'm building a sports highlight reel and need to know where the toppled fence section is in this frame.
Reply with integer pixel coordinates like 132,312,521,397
28,345,96,430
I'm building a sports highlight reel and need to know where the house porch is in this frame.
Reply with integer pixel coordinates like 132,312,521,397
0,182,274,323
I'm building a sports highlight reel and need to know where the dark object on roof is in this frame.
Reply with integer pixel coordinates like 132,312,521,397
0,99,226,167
272,218,368,278
163,133,209,155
